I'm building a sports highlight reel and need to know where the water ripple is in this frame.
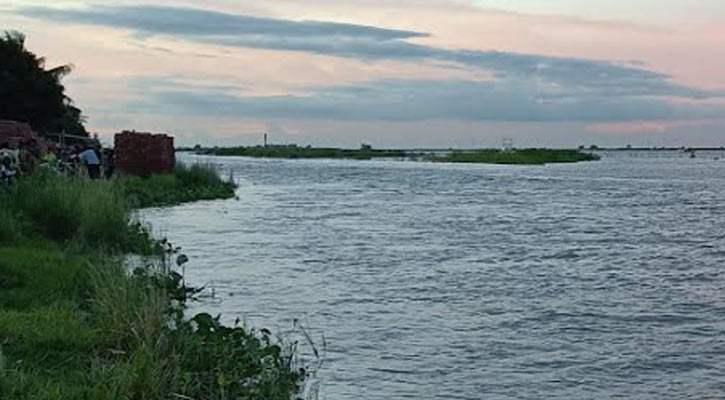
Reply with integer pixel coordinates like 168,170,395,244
143,152,725,399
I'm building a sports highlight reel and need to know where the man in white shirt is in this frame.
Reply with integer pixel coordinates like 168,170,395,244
79,145,101,179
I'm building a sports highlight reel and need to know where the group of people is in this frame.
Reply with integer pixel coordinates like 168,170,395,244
59,144,115,180
0,138,115,185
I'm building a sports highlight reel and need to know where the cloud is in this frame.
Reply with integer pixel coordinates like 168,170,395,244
117,78,724,123
17,4,724,101
16,4,725,128
18,5,427,41
587,119,725,134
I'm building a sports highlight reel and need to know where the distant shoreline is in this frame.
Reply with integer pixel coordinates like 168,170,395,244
178,146,725,153
179,146,601,165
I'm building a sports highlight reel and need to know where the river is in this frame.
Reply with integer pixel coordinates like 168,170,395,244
142,151,725,399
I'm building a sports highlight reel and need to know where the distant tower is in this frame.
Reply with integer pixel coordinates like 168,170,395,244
264,133,267,147
502,138,514,151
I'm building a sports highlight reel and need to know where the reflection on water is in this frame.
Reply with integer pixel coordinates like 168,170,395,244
142,152,725,399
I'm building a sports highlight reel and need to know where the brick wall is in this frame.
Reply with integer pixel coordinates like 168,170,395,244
114,131,175,177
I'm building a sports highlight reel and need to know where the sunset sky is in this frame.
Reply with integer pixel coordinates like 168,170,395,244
2,0,724,147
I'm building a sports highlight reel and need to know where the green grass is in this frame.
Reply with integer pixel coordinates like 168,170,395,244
0,165,303,399
215,145,407,160
120,163,236,208
427,148,600,165
0,172,155,253
0,243,102,399
0,206,27,244
9,174,132,246
0,245,89,310
0,301,102,400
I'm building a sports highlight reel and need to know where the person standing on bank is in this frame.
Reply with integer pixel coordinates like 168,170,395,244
79,145,101,179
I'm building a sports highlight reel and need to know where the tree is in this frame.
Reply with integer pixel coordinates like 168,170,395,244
0,31,87,135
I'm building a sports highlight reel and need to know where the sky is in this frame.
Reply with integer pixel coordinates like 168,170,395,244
2,0,724,148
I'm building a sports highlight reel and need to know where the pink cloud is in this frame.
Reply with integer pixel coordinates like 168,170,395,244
587,119,725,134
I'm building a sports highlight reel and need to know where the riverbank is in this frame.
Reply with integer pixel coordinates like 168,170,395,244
0,165,303,399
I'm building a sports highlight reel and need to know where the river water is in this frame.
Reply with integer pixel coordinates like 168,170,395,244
142,151,725,399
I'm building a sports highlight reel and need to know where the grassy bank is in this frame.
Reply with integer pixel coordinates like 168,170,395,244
121,163,236,208
426,149,600,165
0,167,304,399
214,145,407,160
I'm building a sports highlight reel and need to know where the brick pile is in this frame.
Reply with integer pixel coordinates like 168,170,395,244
0,120,48,151
114,131,175,177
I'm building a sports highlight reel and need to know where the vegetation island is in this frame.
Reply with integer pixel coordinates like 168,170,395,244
189,144,600,165
425,148,600,165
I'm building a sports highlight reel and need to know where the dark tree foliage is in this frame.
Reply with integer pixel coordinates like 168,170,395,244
0,31,87,135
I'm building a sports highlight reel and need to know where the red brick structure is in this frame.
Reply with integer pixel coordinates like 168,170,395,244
0,120,48,152
114,131,175,177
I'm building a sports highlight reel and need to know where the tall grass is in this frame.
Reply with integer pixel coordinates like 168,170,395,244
11,174,127,244
0,204,26,243
0,172,154,252
0,166,303,399
86,259,302,399
88,261,177,399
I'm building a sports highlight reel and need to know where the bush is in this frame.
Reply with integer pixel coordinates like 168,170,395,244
172,313,302,399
